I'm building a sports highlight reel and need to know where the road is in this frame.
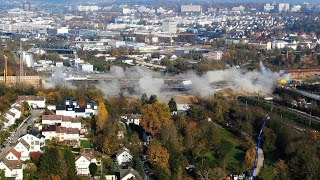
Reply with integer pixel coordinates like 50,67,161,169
0,109,44,159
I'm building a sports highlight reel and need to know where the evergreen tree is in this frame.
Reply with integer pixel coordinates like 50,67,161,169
0,170,6,180
141,93,148,105
89,163,98,177
149,95,158,104
168,98,177,112
63,149,77,179
38,147,61,178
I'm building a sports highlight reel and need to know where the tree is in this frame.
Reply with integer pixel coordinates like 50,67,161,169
30,151,41,166
147,141,169,169
158,124,183,153
102,135,120,156
0,169,6,180
214,101,224,123
245,146,256,169
38,147,61,178
141,102,172,136
262,128,277,152
63,149,77,179
97,99,109,131
149,95,158,104
141,93,148,105
198,167,226,180
274,159,289,180
294,54,301,64
187,105,206,122
168,98,177,112
89,163,98,177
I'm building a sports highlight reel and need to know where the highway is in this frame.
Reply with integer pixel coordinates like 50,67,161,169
0,110,43,159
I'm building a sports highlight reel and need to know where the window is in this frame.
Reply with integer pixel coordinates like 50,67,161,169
31,141,34,145
31,146,34,150
35,141,39,145
31,137,33,140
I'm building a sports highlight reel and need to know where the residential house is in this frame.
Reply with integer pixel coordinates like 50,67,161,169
41,125,80,142
4,149,21,161
17,96,45,109
116,147,132,165
0,159,23,180
41,115,81,130
41,125,57,140
75,152,98,175
0,148,23,179
3,102,23,128
53,99,98,118
18,131,45,152
13,139,31,161
127,114,141,126
120,168,142,180
4,111,17,128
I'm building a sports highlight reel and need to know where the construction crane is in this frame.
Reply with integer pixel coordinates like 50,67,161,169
4,55,8,83
250,114,270,179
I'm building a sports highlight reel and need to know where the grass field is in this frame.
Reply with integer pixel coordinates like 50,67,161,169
197,126,246,173
220,128,246,172
80,140,91,148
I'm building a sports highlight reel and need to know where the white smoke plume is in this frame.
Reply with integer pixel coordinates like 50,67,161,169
92,62,288,97
43,70,76,89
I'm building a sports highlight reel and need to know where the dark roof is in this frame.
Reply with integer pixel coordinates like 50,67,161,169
75,108,85,112
56,105,66,111
27,129,45,139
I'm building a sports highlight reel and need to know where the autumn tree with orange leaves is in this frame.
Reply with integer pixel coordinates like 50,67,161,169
141,102,172,136
245,146,257,169
147,141,169,169
96,98,109,131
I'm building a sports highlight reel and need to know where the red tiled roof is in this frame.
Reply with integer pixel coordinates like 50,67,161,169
42,115,80,123
66,128,79,134
5,148,21,160
56,126,67,133
18,96,45,101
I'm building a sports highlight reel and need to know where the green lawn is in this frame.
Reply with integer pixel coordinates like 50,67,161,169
80,140,91,148
220,128,246,172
